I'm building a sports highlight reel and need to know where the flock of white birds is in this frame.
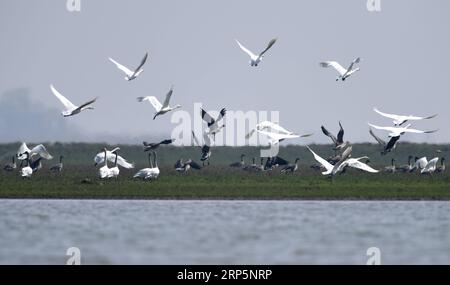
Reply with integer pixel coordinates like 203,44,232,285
2,38,445,180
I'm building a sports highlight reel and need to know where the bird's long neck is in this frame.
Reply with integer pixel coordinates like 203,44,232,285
148,153,153,168
60,156,63,163
153,152,158,168
114,153,118,166
104,150,108,167
12,156,15,164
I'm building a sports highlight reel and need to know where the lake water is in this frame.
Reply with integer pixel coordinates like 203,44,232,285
0,199,449,264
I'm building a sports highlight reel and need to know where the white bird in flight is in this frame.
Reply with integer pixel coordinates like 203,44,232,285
108,52,148,81
368,123,438,137
16,142,53,161
306,146,378,176
94,147,134,169
247,121,312,145
319,57,361,81
235,38,277,66
201,107,226,138
373,107,437,126
137,85,181,120
50,85,97,117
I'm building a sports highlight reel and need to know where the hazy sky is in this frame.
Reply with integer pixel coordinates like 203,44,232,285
0,0,449,145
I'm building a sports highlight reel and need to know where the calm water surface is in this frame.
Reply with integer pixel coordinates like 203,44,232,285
0,199,449,264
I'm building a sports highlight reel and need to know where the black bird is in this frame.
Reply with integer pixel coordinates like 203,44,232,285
201,107,226,138
321,121,349,151
281,158,300,174
369,128,400,155
230,154,245,168
50,155,64,173
143,139,175,151
3,156,17,172
174,158,202,173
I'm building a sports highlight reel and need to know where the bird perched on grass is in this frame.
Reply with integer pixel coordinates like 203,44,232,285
49,155,64,173
281,158,300,174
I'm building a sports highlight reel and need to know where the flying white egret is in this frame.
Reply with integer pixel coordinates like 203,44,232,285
108,52,148,81
319,57,361,81
137,86,181,120
247,121,312,145
373,107,437,126
50,85,97,117
235,38,277,66
368,123,438,137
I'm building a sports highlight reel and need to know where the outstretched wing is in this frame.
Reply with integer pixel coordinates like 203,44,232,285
30,144,53,160
369,128,386,145
235,39,256,59
134,52,148,73
162,86,174,108
319,61,347,76
50,85,77,111
345,57,361,73
201,108,215,125
348,160,379,173
321,126,338,145
108,57,134,77
385,136,400,152
137,96,162,112
77,97,97,110
258,38,277,56
337,121,344,144
306,146,333,174
367,123,395,132
215,108,226,123
405,114,438,121
373,107,400,121
404,128,438,134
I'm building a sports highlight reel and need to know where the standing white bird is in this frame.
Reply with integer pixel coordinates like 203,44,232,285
373,107,437,126
421,157,439,174
109,150,120,179
235,38,277,66
94,147,134,169
137,86,181,120
98,148,111,179
108,52,148,81
201,107,226,138
133,152,160,180
319,57,361,81
20,153,33,178
16,142,53,160
368,123,438,137
50,85,97,117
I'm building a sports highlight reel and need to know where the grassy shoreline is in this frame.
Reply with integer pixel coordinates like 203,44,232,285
1,166,449,200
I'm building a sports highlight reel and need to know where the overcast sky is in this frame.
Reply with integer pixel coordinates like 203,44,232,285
0,0,449,145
